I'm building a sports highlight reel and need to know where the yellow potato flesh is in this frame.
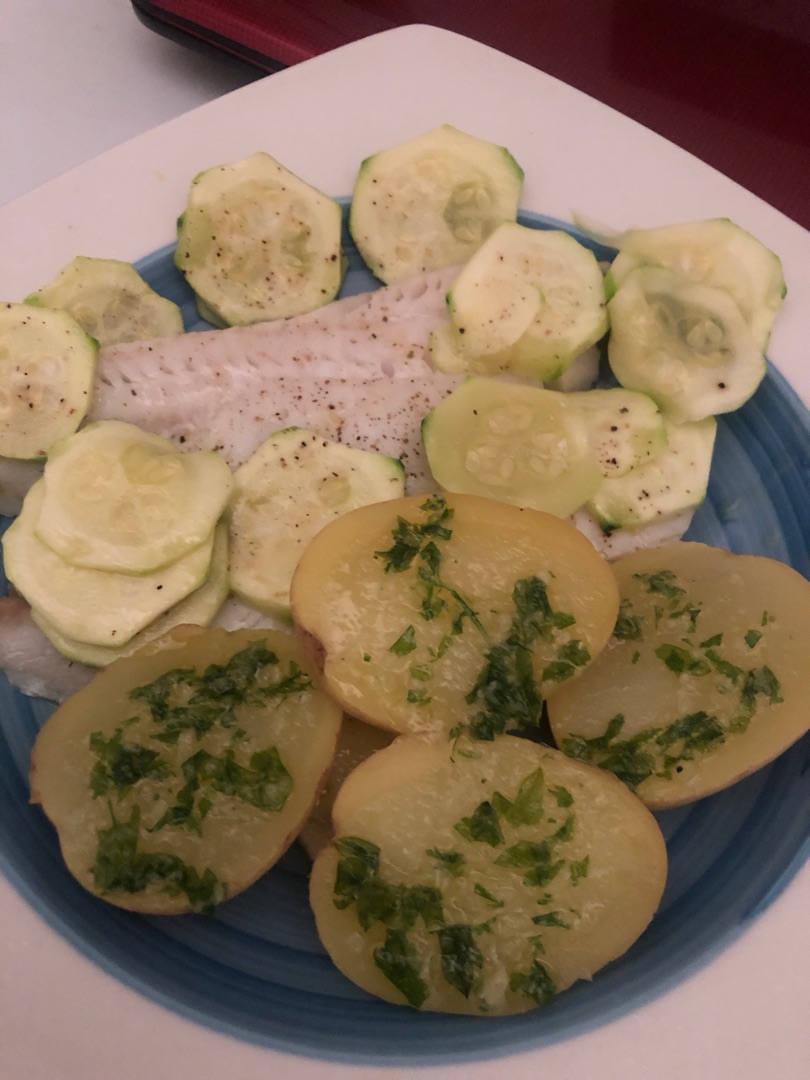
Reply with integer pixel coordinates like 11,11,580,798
298,715,395,859
290,494,619,737
547,542,810,808
31,626,342,913
310,734,667,1015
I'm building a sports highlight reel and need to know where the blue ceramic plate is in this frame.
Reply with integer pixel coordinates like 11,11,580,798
1,209,808,1066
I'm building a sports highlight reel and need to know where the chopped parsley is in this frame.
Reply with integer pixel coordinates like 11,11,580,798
569,856,590,884
509,959,557,1006
654,643,710,677
389,625,417,656
129,642,311,744
150,745,292,833
427,848,466,877
90,805,225,913
613,602,643,641
473,882,504,908
436,924,484,998
462,576,578,741
89,728,170,797
632,569,686,600
454,800,504,847
374,929,428,1009
561,709,733,787
530,910,570,928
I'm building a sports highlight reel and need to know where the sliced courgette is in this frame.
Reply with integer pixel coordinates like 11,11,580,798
444,223,608,382
0,303,97,460
349,124,523,284
229,427,405,619
32,521,230,667
586,415,716,530
566,387,668,478
422,377,603,518
175,151,344,326
607,266,765,422
25,256,184,346
3,480,216,647
607,218,786,351
36,420,233,574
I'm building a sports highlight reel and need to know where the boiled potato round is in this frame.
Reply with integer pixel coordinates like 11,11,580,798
298,714,395,859
310,734,667,1015
31,626,342,913
547,542,810,808
291,493,619,737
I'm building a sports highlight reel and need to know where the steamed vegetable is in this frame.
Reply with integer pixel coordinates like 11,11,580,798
434,223,608,382
228,428,404,619
310,734,667,1014
175,151,345,326
0,303,97,460
349,124,523,283
30,627,342,913
547,541,810,807
422,378,603,517
290,493,619,737
25,256,184,346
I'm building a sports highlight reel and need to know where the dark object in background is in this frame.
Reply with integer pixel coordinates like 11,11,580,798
132,0,810,229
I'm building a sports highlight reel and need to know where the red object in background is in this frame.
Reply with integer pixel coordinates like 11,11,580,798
132,0,810,229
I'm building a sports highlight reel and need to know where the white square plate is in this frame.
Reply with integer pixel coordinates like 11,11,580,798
0,24,808,1080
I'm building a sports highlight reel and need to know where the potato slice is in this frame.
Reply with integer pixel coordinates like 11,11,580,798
31,626,342,913
310,734,667,1015
547,542,810,808
291,493,619,738
298,715,395,859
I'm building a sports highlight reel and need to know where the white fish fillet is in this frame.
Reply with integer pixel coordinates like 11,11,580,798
0,594,94,701
88,267,462,490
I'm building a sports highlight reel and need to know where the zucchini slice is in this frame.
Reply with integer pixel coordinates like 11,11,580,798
25,256,184,346
0,303,97,460
228,428,405,619
422,377,603,518
3,480,216,647
444,223,608,382
349,124,524,284
607,266,765,422
607,218,786,351
585,416,716,530
175,152,344,326
36,420,233,574
31,521,230,667
567,387,668,478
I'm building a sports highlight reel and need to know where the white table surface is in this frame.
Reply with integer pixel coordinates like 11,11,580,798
0,0,257,209
1,8,808,1080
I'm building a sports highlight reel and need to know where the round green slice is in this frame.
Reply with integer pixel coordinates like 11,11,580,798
0,302,97,460
607,266,765,422
25,256,184,346
36,420,233,573
229,427,405,619
175,151,344,326
349,124,524,284
3,480,216,647
422,377,603,518
32,521,230,667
